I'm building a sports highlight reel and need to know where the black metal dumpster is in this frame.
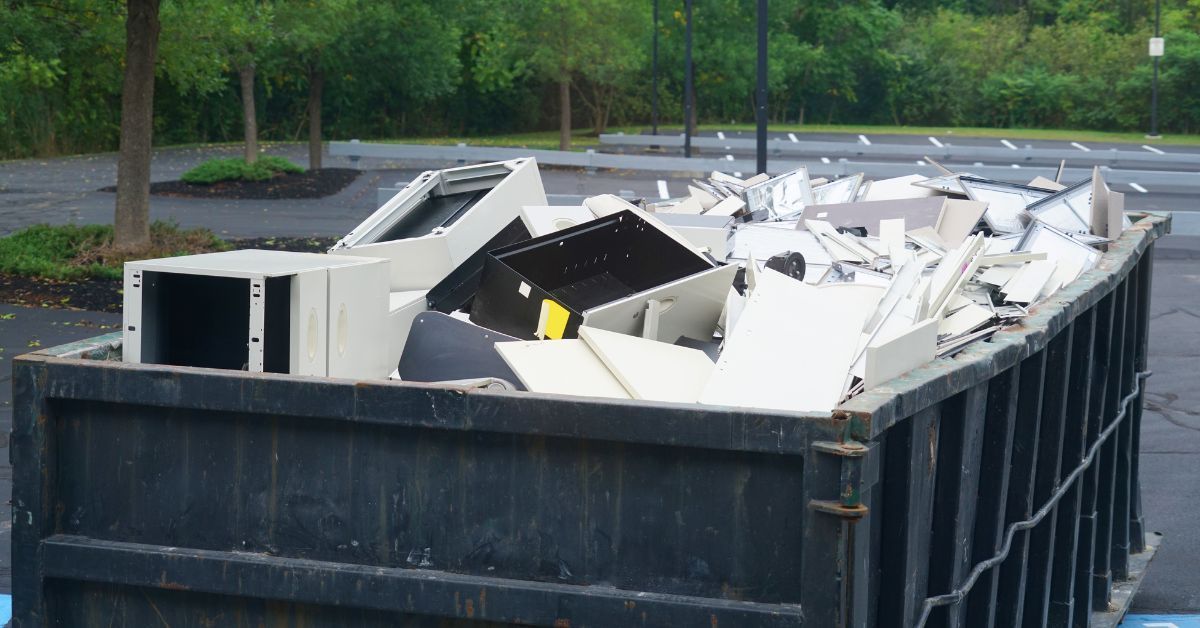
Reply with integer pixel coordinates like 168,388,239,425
10,213,1169,627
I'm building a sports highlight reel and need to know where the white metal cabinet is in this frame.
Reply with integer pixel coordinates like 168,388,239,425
124,250,390,379
329,158,548,291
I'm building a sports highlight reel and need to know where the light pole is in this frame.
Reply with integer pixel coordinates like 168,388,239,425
755,0,768,175
652,0,659,136
683,0,693,158
1148,0,1163,139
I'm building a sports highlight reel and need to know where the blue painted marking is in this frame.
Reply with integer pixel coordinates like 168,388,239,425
0,593,9,625
1122,614,1200,628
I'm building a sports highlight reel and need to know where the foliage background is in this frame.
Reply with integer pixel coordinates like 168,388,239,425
2,0,1198,159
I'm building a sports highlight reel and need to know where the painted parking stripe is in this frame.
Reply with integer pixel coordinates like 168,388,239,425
916,160,927,165
788,133,799,143
1130,182,1149,193
1011,164,1021,169
1142,144,1166,155
725,154,734,161
733,172,743,178
820,157,831,164
858,134,872,146
1071,141,1091,152
1121,614,1200,627
928,136,944,148
1001,139,1018,150
716,131,725,140
657,179,670,199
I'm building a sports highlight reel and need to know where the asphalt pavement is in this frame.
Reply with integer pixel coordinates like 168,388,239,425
0,139,1196,615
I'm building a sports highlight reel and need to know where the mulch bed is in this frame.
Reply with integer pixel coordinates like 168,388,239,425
99,168,360,200
0,236,339,313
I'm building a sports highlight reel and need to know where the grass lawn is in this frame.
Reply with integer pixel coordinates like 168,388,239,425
0,222,229,281
375,123,1200,148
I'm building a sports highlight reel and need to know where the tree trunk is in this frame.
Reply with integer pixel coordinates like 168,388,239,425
239,62,258,164
307,66,324,170
559,78,571,151
113,0,161,250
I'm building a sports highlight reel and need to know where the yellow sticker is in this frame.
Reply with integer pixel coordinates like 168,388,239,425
536,299,571,340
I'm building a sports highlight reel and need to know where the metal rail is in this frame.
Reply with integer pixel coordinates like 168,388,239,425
330,141,1200,188
599,133,1200,169
912,370,1153,628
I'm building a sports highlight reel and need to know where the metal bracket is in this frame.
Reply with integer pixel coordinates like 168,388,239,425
808,439,870,519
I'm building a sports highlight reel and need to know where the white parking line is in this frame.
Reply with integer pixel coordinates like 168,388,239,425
928,137,943,148
1142,144,1165,155
716,131,726,140
858,134,872,146
916,160,926,165
725,154,734,161
733,172,743,178
1071,142,1091,152
1001,139,1018,150
657,180,670,199
1011,164,1021,169
1130,182,1149,193
820,157,831,164
788,133,799,143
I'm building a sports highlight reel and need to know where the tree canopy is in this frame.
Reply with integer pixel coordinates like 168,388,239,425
3,0,1199,159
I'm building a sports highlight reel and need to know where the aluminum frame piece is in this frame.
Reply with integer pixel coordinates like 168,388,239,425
958,176,1051,234
330,158,548,291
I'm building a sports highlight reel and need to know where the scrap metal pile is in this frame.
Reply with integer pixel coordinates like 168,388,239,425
123,157,1128,415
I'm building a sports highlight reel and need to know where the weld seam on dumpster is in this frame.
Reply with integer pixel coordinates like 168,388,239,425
912,370,1151,628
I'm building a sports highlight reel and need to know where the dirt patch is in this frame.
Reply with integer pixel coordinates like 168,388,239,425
99,168,360,200
0,236,339,313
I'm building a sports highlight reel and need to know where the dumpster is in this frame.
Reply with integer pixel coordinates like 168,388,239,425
10,213,1169,627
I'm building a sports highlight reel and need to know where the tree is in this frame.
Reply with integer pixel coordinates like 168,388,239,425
271,0,355,169
113,0,161,249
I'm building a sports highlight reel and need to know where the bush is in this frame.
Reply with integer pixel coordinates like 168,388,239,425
0,222,230,281
180,156,303,185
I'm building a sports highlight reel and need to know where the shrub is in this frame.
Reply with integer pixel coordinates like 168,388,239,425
0,222,230,281
180,156,303,185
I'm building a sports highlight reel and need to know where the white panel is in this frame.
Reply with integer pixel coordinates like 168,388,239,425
386,290,429,367
326,258,391,379
495,339,631,399
130,249,375,277
330,236,455,292
122,265,143,363
582,264,737,344
864,318,938,389
700,268,869,413
578,327,713,403
862,175,938,201
248,277,266,372
289,269,328,377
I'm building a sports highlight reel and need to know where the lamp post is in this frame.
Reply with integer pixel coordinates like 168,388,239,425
1148,0,1163,139
652,0,659,136
755,0,768,175
683,0,694,158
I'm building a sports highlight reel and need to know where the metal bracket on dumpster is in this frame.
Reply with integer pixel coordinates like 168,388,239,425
808,439,870,520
